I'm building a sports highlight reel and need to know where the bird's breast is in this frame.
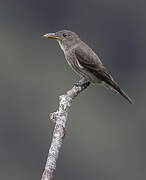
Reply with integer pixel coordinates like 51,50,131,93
65,50,77,69
65,49,102,83
65,50,90,80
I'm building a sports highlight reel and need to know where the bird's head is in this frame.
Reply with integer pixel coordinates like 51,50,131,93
43,30,80,51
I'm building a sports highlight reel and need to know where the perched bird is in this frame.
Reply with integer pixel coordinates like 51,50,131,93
43,30,133,104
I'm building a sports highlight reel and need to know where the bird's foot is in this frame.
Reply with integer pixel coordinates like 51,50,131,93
74,81,90,89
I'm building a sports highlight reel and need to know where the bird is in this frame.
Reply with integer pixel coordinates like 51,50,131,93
43,30,133,104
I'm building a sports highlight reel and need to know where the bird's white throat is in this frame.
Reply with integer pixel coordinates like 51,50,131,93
57,40,80,53
57,40,66,52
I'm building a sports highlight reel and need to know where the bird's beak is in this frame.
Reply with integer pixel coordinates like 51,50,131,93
43,33,62,40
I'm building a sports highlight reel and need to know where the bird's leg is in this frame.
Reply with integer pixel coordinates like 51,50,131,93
74,77,90,89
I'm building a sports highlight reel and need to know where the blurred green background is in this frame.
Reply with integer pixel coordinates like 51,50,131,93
0,0,145,179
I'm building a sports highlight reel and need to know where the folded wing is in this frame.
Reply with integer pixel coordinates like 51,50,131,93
75,46,133,104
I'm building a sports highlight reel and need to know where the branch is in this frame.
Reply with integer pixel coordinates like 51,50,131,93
41,82,90,180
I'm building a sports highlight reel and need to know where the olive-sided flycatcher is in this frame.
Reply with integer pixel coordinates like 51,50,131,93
43,30,133,104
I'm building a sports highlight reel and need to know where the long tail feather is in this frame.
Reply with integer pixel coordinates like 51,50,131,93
104,80,133,104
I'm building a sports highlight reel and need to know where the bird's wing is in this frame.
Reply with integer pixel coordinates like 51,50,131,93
74,46,114,82
74,46,133,104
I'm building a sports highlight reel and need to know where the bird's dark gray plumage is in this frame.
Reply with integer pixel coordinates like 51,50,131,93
43,30,133,104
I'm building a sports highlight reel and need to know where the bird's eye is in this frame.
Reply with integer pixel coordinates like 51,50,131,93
63,33,67,37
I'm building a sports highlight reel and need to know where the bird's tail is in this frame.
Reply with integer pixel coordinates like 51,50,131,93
104,81,133,104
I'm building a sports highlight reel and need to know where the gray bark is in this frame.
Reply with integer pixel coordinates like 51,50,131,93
41,83,90,180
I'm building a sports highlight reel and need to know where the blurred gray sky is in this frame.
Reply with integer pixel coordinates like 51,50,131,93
0,0,145,180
